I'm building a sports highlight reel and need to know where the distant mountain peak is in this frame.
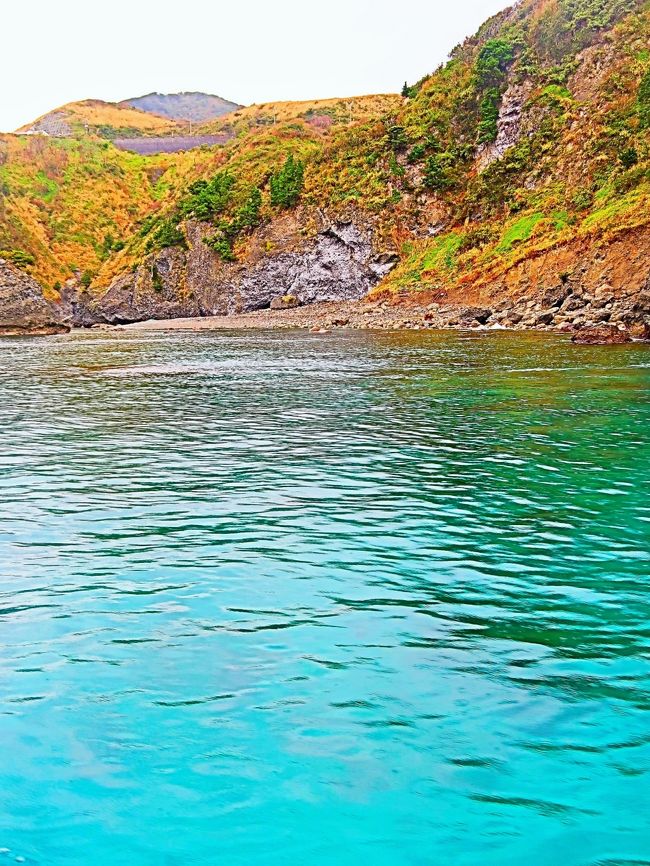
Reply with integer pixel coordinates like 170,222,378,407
120,92,242,123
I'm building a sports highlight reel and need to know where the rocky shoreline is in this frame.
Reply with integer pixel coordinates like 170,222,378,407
3,252,649,345
106,294,649,344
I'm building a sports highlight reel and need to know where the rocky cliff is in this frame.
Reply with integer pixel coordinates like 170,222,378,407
0,260,67,334
91,220,398,323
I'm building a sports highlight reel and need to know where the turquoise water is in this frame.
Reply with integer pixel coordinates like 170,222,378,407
0,329,648,865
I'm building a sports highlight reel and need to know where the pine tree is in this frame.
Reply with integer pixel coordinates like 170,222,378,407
270,155,305,209
235,187,262,230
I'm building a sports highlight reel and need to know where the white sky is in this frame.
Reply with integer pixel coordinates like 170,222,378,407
1,0,510,132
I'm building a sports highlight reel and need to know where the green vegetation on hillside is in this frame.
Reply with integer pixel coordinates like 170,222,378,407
270,155,305,208
0,0,648,300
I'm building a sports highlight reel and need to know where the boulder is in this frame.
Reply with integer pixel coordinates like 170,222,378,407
571,325,632,345
456,306,492,325
629,322,650,340
269,294,301,310
591,309,612,323
541,284,571,308
630,291,650,320
561,297,586,312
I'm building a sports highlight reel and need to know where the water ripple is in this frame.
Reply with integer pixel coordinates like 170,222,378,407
0,329,648,866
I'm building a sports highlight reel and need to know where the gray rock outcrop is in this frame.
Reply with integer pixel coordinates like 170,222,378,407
477,81,534,171
0,260,68,334
90,221,398,324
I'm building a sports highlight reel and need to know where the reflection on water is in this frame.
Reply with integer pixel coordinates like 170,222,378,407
0,329,648,866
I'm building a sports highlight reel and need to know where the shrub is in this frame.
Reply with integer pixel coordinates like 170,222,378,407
387,125,408,151
474,40,515,144
148,218,187,251
388,152,405,177
407,143,427,164
0,249,36,268
270,155,305,208
423,153,454,191
232,187,262,232
572,189,593,210
179,171,235,221
204,234,236,262
101,232,124,257
478,88,502,144
458,225,496,253
401,76,427,99
619,147,639,168
475,39,515,90
80,270,94,288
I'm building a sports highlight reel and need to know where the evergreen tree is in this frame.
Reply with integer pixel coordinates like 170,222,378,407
619,147,639,168
474,39,515,144
423,154,454,192
204,233,236,262
148,218,187,251
270,155,305,209
234,187,263,231
179,171,235,221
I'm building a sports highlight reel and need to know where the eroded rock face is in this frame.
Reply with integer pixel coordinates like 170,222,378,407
90,221,398,324
236,223,398,310
90,248,197,324
476,81,533,172
0,259,68,334
464,224,650,334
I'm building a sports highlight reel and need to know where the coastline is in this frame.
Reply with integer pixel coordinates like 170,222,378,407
93,298,649,343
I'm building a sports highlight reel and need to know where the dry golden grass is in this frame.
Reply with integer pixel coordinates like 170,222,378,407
200,94,401,134
18,100,182,135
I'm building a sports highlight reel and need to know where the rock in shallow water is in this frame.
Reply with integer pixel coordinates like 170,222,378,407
571,325,632,345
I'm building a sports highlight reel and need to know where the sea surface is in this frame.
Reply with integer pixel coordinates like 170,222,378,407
0,328,648,866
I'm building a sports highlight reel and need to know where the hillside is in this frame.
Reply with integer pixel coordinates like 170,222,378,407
16,90,244,141
0,134,185,289
1,0,649,333
198,94,403,135
17,99,183,139
122,92,243,122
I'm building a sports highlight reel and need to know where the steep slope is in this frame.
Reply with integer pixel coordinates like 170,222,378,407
122,92,242,122
0,133,188,290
